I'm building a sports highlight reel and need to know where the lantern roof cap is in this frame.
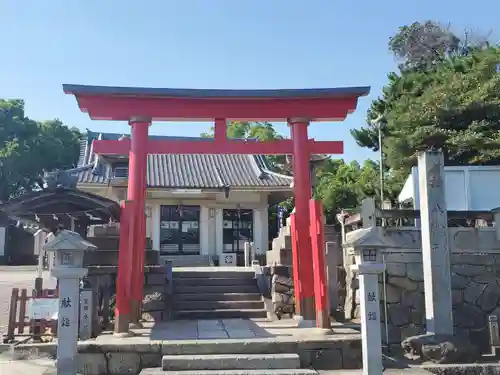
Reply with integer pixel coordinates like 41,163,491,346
344,226,389,248
43,230,97,252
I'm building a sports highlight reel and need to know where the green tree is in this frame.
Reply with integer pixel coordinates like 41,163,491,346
389,21,461,71
0,99,81,201
201,121,286,172
200,122,395,219
352,22,500,176
201,121,282,141
313,159,401,223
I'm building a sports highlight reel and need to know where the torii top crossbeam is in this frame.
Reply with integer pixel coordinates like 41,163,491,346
63,84,370,155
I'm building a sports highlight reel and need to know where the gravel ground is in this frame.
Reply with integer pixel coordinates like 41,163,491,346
0,266,56,336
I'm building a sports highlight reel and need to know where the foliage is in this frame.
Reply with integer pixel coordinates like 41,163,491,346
201,121,282,141
313,159,402,223
389,21,461,70
200,121,397,220
0,99,81,201
352,22,500,177
388,21,491,71
201,120,287,172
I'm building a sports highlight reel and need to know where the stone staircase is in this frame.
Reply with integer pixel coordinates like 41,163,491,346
266,218,339,267
161,255,211,267
266,218,293,266
141,353,318,374
173,269,267,319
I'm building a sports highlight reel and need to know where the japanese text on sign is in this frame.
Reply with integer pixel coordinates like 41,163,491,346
26,298,59,320
60,297,72,308
367,292,376,302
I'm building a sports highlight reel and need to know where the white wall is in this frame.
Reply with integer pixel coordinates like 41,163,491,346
253,206,269,254
151,204,161,251
399,165,500,211
200,206,210,256
77,184,277,259
146,189,270,256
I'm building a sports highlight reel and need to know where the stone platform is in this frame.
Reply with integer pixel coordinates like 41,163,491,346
9,319,363,374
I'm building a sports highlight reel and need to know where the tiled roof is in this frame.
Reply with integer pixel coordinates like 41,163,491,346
76,131,292,189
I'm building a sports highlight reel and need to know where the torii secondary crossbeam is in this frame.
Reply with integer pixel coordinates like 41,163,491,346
63,84,370,333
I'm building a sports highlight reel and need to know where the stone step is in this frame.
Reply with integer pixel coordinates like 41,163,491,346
83,249,158,267
173,271,255,279
175,293,262,301
174,277,256,287
175,308,267,320
141,369,318,375
86,236,120,250
161,354,301,371
175,300,264,311
280,224,291,237
162,255,211,267
174,285,259,294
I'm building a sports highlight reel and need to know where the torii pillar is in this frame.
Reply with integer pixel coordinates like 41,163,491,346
127,117,150,325
289,118,315,323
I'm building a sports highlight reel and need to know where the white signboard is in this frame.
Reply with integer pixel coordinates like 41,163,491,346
26,298,59,320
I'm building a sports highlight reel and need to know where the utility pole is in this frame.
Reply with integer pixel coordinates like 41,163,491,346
372,116,386,204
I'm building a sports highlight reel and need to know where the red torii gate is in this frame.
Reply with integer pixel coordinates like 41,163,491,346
63,84,370,333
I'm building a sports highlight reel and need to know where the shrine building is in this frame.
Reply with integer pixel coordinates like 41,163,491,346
75,131,293,265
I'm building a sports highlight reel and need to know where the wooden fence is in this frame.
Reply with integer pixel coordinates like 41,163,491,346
4,288,58,343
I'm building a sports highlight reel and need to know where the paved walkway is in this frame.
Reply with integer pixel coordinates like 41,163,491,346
96,318,361,342
0,354,55,375
0,359,431,375
318,370,430,374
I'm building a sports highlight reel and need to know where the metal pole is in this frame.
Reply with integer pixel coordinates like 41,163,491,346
378,124,384,204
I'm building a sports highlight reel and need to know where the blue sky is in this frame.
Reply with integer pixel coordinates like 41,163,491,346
1,0,498,162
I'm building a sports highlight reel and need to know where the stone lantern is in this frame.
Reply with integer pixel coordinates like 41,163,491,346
343,226,387,375
43,230,97,375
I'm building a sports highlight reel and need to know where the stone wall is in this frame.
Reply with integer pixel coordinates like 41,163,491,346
10,336,363,374
269,266,295,319
142,265,172,322
86,264,170,332
346,227,500,352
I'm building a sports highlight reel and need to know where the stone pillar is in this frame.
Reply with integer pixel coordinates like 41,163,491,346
343,198,376,320
417,151,453,335
325,240,339,315
79,288,93,340
34,230,46,296
43,230,97,375
352,263,385,375
53,270,85,375
345,226,387,375
244,242,251,267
